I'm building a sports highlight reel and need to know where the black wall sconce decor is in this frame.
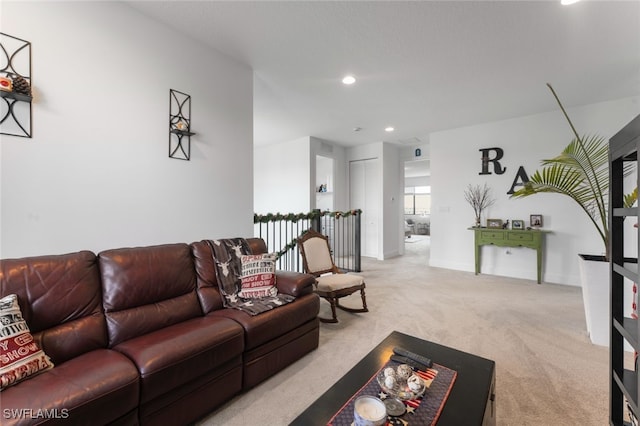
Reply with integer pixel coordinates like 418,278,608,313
0,32,32,138
169,89,195,160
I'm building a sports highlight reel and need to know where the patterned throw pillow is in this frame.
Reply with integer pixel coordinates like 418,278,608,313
239,253,277,299
0,294,54,391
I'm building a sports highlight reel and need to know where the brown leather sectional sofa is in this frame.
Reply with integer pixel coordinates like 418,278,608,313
0,238,320,425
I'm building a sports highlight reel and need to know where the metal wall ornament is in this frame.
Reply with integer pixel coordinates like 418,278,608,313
169,89,195,160
0,32,32,138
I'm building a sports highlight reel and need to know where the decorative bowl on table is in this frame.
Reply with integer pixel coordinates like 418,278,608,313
376,364,426,401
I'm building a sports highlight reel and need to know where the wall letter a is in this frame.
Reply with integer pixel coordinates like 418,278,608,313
507,166,530,195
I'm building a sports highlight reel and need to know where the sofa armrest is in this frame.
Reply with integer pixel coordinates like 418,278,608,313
276,271,316,298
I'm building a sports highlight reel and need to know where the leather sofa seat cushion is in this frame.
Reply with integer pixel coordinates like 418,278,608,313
209,292,320,350
0,251,107,364
113,315,244,404
1,349,139,426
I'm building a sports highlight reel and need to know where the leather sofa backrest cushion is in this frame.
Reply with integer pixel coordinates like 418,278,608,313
99,243,201,347
0,251,107,364
191,238,268,314
190,240,224,314
246,238,268,255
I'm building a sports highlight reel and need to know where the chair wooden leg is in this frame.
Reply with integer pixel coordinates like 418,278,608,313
319,297,339,323
360,288,368,312
335,288,368,314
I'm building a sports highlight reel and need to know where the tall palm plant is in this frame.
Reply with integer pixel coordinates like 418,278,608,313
511,83,636,260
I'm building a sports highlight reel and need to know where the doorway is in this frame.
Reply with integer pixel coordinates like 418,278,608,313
404,158,430,259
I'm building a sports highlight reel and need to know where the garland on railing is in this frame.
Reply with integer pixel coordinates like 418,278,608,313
255,209,362,260
325,209,362,219
253,209,362,224
274,238,298,260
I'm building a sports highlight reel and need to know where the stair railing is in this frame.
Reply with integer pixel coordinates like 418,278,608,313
254,209,362,273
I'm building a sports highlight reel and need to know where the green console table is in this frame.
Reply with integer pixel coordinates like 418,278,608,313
469,227,546,284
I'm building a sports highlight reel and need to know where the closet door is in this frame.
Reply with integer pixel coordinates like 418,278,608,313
350,158,380,258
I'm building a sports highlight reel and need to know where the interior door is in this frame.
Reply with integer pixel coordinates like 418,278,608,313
350,158,380,258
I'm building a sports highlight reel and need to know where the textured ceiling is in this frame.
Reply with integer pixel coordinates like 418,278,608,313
126,0,640,152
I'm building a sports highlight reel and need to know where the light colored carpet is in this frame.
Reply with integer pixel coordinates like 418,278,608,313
404,234,430,243
198,236,614,425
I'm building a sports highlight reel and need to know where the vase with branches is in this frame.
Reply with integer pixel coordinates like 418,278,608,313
464,183,496,227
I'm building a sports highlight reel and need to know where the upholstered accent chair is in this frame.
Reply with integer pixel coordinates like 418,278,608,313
297,229,368,323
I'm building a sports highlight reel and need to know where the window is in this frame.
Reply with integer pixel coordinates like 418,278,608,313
404,186,431,215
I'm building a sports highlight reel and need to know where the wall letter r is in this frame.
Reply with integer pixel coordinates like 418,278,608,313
479,148,506,175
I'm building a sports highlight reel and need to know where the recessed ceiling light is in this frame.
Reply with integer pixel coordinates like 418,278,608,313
342,75,356,85
353,127,362,132
385,127,395,132
561,0,581,5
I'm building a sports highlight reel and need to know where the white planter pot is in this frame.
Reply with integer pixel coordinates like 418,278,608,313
578,254,634,347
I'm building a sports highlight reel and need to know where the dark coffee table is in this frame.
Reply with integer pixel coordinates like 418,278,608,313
290,331,495,425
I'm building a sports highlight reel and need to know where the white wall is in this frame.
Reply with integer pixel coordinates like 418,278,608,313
430,96,640,285
254,136,350,215
0,2,254,258
254,136,311,214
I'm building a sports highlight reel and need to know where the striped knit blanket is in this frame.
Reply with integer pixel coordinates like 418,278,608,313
207,238,294,315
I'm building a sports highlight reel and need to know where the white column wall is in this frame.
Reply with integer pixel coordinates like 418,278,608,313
430,96,640,285
254,136,311,214
0,2,254,258
383,142,402,259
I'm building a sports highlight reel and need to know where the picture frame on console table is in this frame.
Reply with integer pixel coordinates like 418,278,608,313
512,220,524,230
530,214,543,228
486,219,503,229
